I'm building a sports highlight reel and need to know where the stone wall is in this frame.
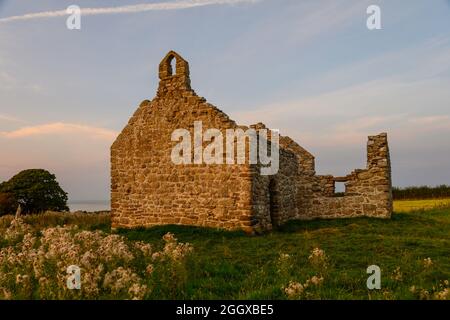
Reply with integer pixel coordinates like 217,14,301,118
111,51,393,233
111,51,256,232
294,133,393,220
247,123,300,230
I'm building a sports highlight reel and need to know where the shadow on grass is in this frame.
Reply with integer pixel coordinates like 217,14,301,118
278,210,448,233
276,215,406,233
117,209,449,242
117,224,247,242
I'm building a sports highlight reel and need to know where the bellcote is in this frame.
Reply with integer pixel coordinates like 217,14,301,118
157,51,191,94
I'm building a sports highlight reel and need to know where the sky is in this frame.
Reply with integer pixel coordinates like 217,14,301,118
0,0,450,202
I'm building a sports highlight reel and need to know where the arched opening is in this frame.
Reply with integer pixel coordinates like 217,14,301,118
166,55,177,76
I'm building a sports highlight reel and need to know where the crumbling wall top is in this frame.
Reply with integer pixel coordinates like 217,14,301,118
367,132,390,169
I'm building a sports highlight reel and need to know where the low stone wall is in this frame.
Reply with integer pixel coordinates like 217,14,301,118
295,133,393,220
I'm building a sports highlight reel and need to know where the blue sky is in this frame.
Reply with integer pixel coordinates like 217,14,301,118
1,0,450,201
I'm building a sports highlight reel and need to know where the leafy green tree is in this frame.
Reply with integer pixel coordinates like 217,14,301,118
0,192,17,216
0,169,69,214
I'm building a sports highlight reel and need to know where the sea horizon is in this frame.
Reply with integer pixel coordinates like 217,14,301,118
68,200,110,212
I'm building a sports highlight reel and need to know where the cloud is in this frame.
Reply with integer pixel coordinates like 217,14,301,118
0,113,24,123
231,74,450,150
0,71,17,89
0,122,118,200
0,70,46,94
0,0,260,23
409,115,450,126
212,0,366,67
0,122,118,140
229,34,450,150
334,115,401,133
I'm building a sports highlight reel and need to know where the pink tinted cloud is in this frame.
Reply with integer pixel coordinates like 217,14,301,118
0,122,118,140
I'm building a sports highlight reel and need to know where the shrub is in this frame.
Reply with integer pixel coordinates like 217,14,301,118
393,185,450,200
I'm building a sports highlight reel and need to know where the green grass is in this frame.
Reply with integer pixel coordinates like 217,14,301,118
3,208,447,299
0,211,111,232
116,208,450,300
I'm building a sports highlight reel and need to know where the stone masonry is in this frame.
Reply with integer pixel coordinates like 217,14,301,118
111,51,393,233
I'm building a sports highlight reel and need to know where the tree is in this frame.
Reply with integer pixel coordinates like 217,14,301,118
0,192,17,216
0,169,69,214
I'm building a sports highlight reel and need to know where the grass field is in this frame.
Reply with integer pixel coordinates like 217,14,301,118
119,208,450,299
394,198,450,212
0,206,449,300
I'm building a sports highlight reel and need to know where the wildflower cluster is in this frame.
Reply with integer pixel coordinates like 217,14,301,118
282,275,324,299
0,218,193,300
281,247,327,300
391,267,403,282
410,280,449,300
422,257,433,269
308,247,328,270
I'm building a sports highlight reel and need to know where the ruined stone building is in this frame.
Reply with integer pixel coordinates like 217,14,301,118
111,51,393,233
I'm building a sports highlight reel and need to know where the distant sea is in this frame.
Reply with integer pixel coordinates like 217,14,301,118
68,200,110,212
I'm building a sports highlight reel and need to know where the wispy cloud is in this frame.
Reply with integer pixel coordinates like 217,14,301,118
213,0,366,66
231,34,450,148
0,113,24,123
0,123,118,140
333,115,404,135
0,122,116,200
409,115,450,125
0,71,17,89
0,70,45,94
0,0,260,23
